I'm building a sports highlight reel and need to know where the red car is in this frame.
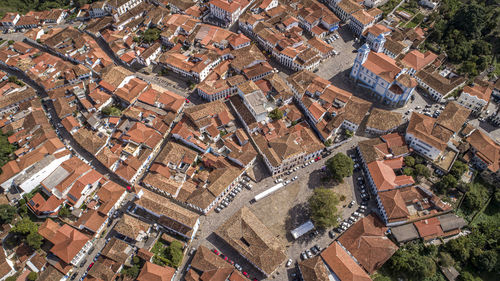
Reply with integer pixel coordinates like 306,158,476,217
185,98,190,103
228,259,234,265
224,256,228,261
243,272,249,277
87,262,94,271
212,249,220,255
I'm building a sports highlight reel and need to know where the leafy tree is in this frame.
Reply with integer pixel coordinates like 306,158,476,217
101,106,121,117
438,252,455,267
58,205,70,218
27,271,37,281
165,241,184,267
388,243,437,280
414,164,430,178
11,217,38,235
0,130,16,167
404,156,415,167
435,174,457,194
27,232,43,250
141,28,161,43
0,204,16,224
403,167,414,177
122,265,140,278
268,108,283,120
344,129,354,138
450,161,467,178
471,249,497,272
5,277,16,281
462,183,488,213
324,139,332,147
308,187,340,229
373,276,391,281
325,153,354,183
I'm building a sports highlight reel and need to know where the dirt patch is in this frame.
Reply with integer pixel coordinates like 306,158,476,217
249,181,306,244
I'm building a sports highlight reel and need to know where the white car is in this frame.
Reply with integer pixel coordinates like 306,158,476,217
286,259,293,267
292,176,298,181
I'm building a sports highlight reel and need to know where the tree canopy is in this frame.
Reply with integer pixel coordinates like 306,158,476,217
0,204,16,224
0,131,16,168
268,108,283,121
308,187,340,229
325,153,354,183
427,0,499,77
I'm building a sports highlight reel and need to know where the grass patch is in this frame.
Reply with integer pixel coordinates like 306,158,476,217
472,198,499,227
380,0,401,16
405,13,425,28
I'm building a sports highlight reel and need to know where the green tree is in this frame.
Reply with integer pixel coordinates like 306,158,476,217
325,153,354,183
414,164,430,178
438,252,455,267
462,183,488,213
5,277,16,281
324,139,333,147
435,174,457,194
403,167,414,177
27,271,38,281
471,249,497,272
268,108,283,120
0,130,16,167
404,156,415,167
11,217,38,235
141,28,161,43
450,160,467,178
388,243,437,280
308,187,340,229
27,232,43,250
122,265,140,278
101,106,121,117
344,129,354,138
58,205,70,218
0,204,16,224
166,241,184,267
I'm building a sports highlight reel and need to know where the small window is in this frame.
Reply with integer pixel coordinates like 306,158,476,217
240,237,250,247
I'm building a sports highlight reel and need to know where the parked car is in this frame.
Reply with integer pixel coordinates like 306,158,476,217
314,245,321,252
329,229,336,239
213,249,220,255
235,264,242,271
348,200,355,208
87,262,94,271
292,176,298,181
310,246,318,255
306,250,313,258
215,207,221,213
286,259,293,267
301,252,308,260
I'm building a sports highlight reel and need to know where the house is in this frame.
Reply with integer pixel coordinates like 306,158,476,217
137,262,176,281
39,157,103,208
399,50,438,76
105,0,144,17
208,0,250,25
0,13,20,27
351,43,417,107
297,256,330,281
415,67,466,102
38,219,92,266
320,242,371,281
337,214,398,274
131,188,200,241
76,209,108,235
140,42,162,66
215,207,286,277
365,108,404,135
406,102,470,161
457,81,493,114
466,129,500,182
113,213,150,243
188,245,247,280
